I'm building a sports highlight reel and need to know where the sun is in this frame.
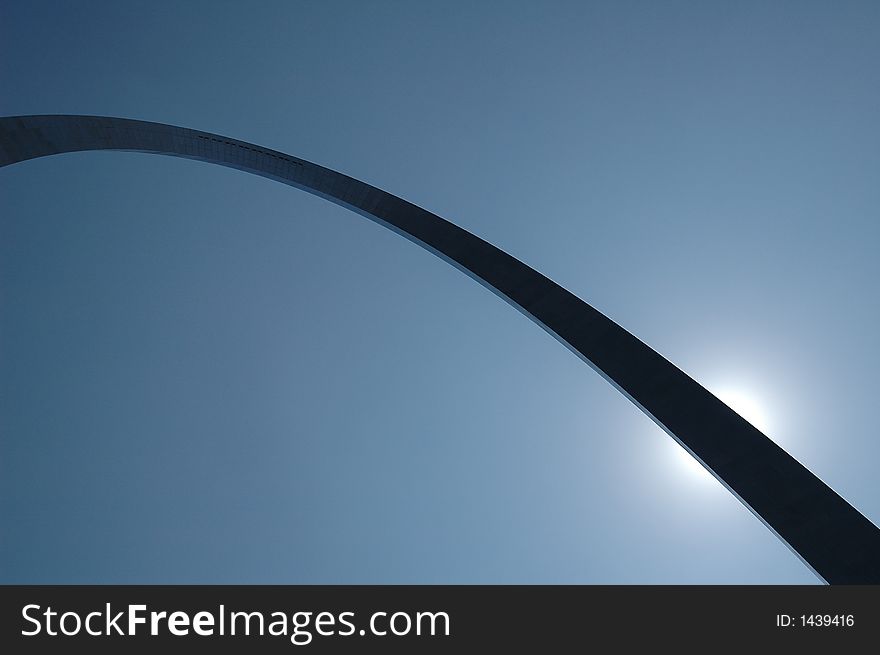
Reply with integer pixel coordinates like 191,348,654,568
665,384,773,485
710,386,771,434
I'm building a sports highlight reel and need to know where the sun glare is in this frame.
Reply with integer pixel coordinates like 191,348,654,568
666,384,773,486
711,387,771,434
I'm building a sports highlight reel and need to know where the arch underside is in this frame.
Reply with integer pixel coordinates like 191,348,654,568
2,114,879,584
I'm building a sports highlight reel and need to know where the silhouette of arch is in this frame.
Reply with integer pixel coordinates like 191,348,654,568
2,115,878,583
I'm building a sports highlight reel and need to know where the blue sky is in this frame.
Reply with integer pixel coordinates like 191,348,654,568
2,1,879,583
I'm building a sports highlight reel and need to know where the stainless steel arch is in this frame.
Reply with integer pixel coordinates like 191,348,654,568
2,115,878,584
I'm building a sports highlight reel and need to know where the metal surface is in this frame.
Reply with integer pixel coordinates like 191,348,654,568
2,114,878,583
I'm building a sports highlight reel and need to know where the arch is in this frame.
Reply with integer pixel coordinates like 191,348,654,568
2,114,878,583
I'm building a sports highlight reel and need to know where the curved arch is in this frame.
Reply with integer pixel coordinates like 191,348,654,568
1,115,878,584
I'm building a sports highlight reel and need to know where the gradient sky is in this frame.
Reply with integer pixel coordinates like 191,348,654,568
2,1,878,583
